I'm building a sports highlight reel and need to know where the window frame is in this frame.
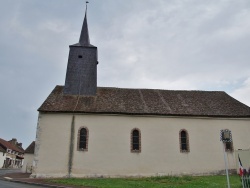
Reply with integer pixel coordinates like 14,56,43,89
77,127,89,151
131,128,141,153
179,129,190,153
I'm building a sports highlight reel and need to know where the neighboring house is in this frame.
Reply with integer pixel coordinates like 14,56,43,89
0,146,6,168
0,138,24,168
22,141,35,173
32,7,250,178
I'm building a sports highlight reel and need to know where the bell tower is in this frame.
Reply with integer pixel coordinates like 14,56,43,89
64,3,98,96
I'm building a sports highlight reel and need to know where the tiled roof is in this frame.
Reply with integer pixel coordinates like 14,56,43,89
25,141,35,154
0,138,24,153
38,86,250,118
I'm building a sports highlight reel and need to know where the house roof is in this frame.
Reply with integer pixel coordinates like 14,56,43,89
38,86,250,118
0,138,24,153
25,141,35,154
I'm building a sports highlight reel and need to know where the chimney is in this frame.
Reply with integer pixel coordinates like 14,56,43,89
10,138,17,145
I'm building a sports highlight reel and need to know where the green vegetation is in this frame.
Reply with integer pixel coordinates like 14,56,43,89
49,175,242,188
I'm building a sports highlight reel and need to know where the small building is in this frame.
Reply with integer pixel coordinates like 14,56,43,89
0,138,24,168
22,141,35,173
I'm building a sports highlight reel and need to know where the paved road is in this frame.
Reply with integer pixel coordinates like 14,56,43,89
0,169,48,187
0,169,21,176
0,180,48,188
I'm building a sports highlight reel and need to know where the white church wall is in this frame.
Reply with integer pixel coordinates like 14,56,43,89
33,113,250,178
32,113,72,178
234,149,250,171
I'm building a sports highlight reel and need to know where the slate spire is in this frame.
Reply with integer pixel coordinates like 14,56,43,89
64,1,98,96
79,3,90,46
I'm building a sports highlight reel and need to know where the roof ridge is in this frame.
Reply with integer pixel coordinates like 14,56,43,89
57,85,226,93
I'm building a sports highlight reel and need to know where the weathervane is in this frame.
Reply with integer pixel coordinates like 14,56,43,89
86,1,89,11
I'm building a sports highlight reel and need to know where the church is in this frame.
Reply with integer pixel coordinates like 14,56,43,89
32,6,250,178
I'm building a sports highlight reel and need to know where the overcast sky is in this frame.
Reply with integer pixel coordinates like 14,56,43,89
1,0,250,149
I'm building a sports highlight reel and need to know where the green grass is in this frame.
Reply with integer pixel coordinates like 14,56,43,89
48,175,242,188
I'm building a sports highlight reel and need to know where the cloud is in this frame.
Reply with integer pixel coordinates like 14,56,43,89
0,0,250,148
97,0,250,92
230,77,250,106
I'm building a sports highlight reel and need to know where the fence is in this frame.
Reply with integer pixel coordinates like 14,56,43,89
241,176,250,188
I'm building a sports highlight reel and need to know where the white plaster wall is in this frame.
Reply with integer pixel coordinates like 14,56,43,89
32,113,72,178
235,149,250,171
0,152,6,168
22,154,34,173
33,113,250,177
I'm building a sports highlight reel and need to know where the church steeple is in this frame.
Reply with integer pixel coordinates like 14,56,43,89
79,11,90,46
63,2,98,96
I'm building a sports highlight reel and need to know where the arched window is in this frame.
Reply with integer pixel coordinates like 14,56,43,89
131,128,141,153
179,129,190,153
78,127,88,151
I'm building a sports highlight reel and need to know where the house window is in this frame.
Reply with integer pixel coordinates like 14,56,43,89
77,127,89,151
179,129,190,153
131,128,141,153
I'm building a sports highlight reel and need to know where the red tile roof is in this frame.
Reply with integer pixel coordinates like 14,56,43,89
38,86,250,118
0,138,24,153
